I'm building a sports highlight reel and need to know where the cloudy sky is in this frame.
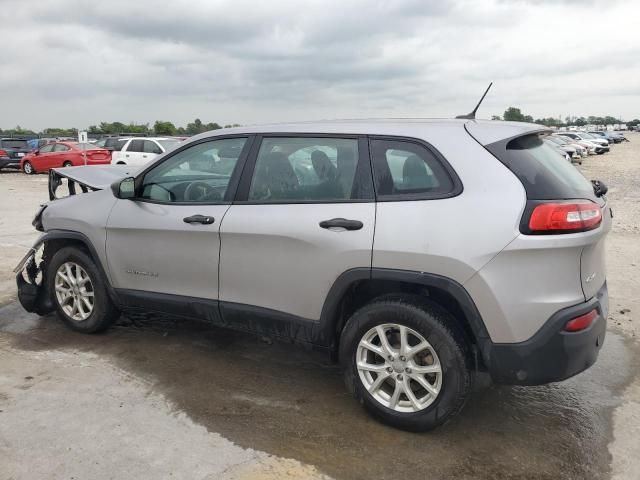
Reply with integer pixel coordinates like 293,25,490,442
1,0,639,130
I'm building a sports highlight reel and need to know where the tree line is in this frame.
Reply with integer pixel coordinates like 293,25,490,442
2,112,639,137
0,119,241,137
494,107,640,128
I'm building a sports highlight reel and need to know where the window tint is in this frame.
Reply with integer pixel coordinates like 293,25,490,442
143,140,162,154
39,144,55,153
128,139,144,152
53,144,70,152
370,139,454,198
486,134,595,200
1,140,28,149
248,137,359,202
140,137,247,203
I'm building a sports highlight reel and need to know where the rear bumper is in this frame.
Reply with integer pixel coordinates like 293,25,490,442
487,282,608,385
0,157,21,169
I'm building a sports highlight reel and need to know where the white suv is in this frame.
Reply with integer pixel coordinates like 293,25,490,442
111,137,181,166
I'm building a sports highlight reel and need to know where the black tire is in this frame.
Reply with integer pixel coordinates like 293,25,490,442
339,298,472,432
62,161,73,167
23,161,35,175
46,246,119,333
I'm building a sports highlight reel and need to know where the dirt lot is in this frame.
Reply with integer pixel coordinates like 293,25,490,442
0,137,639,480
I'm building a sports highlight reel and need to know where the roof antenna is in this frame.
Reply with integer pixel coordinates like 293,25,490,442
456,82,493,120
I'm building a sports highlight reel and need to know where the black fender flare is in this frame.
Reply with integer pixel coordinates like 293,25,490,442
20,230,119,307
317,268,492,364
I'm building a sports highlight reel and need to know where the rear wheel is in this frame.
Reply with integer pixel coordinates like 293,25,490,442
340,298,471,431
47,247,119,333
62,161,73,167
23,161,34,175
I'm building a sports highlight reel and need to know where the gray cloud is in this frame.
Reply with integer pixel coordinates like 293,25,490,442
1,0,639,130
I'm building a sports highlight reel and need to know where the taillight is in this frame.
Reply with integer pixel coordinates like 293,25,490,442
564,309,598,332
528,201,602,233
0,149,7,157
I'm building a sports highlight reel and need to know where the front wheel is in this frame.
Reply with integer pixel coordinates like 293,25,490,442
23,161,34,174
339,298,472,431
46,247,119,333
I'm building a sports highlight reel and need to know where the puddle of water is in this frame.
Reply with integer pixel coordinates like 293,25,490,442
1,304,636,480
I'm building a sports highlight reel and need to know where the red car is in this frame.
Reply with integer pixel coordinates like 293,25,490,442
21,142,112,174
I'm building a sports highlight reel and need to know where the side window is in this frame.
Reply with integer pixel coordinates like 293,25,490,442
140,137,247,203
54,144,70,152
248,137,359,202
39,144,55,153
370,139,455,199
127,139,144,152
144,140,162,154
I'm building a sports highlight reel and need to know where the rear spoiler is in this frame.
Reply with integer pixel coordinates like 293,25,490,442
49,169,100,200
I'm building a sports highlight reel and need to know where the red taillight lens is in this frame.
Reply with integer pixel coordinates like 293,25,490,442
0,149,8,157
564,309,598,332
529,202,602,233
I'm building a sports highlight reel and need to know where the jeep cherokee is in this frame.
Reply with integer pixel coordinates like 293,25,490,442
14,119,611,431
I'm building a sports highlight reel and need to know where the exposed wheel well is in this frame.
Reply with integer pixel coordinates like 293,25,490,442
331,278,484,367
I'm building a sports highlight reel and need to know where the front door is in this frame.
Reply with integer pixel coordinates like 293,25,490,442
106,136,252,304
219,135,375,332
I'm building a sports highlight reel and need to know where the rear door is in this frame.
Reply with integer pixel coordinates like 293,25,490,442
122,139,146,165
52,143,73,167
37,143,57,170
218,135,375,330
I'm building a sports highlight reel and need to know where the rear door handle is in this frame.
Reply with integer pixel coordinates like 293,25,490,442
183,214,215,225
319,218,363,231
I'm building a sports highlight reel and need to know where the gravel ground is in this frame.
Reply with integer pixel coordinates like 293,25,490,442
0,135,638,479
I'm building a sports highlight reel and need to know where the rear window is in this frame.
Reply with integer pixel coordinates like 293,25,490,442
1,139,28,149
486,134,595,200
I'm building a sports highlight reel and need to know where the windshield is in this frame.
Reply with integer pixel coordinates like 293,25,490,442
1,139,28,149
75,143,101,150
158,139,180,151
580,133,596,139
546,136,565,145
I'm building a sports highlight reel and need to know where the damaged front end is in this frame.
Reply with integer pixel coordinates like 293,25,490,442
13,239,55,316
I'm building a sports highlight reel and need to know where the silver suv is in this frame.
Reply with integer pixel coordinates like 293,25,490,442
15,120,611,431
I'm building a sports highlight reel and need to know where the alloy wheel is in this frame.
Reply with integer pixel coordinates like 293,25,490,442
54,262,95,321
356,323,442,413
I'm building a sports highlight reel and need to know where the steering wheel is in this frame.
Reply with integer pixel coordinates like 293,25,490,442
184,181,221,202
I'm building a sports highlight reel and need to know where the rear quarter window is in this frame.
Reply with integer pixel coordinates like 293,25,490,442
485,134,595,201
369,138,461,200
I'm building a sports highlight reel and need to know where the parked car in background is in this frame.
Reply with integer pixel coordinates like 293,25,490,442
111,137,180,166
587,131,619,144
0,138,31,170
554,134,597,156
543,139,574,163
546,135,586,159
543,137,580,163
95,137,131,152
20,142,112,174
560,132,610,153
610,131,628,142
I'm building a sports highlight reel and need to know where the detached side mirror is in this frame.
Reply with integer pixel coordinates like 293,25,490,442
591,179,608,197
111,177,136,199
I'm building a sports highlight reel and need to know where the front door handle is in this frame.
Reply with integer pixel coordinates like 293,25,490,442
319,218,363,231
183,214,215,225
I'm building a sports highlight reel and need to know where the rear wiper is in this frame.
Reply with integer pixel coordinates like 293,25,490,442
591,180,608,197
